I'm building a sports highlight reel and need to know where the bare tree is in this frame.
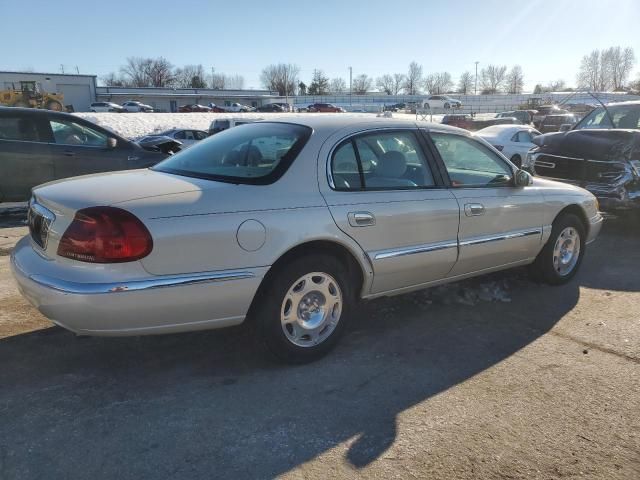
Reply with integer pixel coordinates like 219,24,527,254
307,69,330,95
225,74,245,90
102,72,126,87
210,73,226,89
392,74,405,95
260,63,300,96
146,57,175,87
423,72,453,94
376,74,395,95
403,61,423,95
352,74,372,94
546,79,566,92
174,64,207,88
577,50,608,91
458,71,473,94
120,57,153,87
505,65,524,94
330,77,346,93
423,73,438,94
603,46,636,90
480,64,507,94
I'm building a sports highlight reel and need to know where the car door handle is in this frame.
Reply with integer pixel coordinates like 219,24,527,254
464,203,485,216
62,150,75,157
348,211,376,227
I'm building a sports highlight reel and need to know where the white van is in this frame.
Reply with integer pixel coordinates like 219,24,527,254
208,117,262,135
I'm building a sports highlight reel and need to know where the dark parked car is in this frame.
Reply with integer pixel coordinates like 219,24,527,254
178,104,212,113
532,105,569,128
384,103,406,112
0,107,168,202
256,103,286,112
497,110,533,124
525,101,640,211
308,103,344,113
538,114,578,133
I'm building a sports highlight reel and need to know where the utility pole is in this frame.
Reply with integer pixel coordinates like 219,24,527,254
474,61,479,95
60,64,65,74
349,66,352,106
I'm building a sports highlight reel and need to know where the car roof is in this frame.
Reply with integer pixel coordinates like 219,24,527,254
254,115,468,136
604,100,640,106
475,124,536,137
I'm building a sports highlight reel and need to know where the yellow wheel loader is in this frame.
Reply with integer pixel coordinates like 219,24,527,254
0,81,64,111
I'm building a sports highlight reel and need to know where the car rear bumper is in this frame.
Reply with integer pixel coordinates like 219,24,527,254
10,237,267,336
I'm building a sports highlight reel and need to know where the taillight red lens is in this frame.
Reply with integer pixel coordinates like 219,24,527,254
57,207,153,263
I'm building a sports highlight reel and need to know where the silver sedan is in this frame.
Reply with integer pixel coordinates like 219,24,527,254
11,117,602,363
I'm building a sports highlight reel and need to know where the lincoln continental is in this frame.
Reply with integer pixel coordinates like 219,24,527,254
11,117,602,362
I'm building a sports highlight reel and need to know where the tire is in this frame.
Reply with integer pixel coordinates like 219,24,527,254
444,102,450,109
424,103,430,110
46,100,63,111
510,154,522,168
253,254,354,363
530,213,586,285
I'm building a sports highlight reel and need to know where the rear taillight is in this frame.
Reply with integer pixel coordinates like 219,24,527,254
57,207,153,263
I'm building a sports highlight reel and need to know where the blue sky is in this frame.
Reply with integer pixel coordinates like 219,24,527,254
3,0,639,91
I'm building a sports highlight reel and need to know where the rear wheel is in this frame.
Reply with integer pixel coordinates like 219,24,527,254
530,213,585,285
254,255,353,363
510,154,522,167
444,102,450,109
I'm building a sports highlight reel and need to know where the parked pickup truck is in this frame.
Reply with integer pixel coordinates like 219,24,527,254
525,101,640,211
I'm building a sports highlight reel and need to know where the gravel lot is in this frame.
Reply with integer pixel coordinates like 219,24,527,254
0,215,638,479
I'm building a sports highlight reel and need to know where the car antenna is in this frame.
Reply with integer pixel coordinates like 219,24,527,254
586,91,616,128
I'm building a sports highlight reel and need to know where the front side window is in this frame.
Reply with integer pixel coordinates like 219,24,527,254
154,122,311,185
431,133,513,187
331,130,435,191
50,119,108,147
0,116,42,142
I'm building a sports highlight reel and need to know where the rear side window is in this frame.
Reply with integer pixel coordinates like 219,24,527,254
154,122,312,185
0,116,43,142
331,130,436,191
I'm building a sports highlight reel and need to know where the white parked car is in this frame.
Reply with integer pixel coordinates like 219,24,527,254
423,95,462,110
89,102,125,113
122,101,154,112
225,102,253,113
138,129,208,148
475,125,541,168
12,117,602,363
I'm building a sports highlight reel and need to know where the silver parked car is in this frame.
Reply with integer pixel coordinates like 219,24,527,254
11,117,602,363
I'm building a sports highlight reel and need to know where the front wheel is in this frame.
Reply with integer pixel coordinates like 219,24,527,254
530,213,585,285
254,255,353,363
510,154,522,167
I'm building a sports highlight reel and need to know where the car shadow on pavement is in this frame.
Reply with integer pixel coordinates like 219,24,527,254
0,267,582,479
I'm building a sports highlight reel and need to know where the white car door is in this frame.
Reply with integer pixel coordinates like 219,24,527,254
428,130,545,277
319,128,461,295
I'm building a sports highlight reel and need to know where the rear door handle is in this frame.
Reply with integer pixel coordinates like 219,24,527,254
464,203,485,216
348,211,376,227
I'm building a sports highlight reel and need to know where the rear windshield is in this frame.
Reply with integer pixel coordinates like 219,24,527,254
153,122,312,185
574,104,640,130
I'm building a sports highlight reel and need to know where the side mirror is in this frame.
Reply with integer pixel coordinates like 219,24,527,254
515,169,533,187
559,123,572,132
107,137,117,149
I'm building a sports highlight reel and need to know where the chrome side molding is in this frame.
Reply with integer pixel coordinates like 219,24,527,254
374,241,458,260
23,268,256,295
459,229,542,247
